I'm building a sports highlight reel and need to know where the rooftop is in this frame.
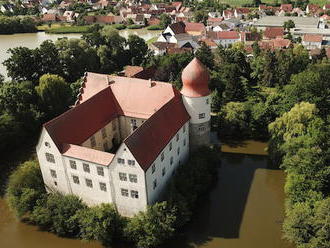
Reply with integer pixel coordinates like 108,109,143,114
254,16,319,29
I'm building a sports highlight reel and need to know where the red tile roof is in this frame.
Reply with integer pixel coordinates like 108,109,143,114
184,22,205,33
280,4,293,12
181,58,210,97
124,66,144,78
273,37,291,48
324,4,330,9
125,94,189,170
63,144,115,165
169,22,186,34
303,34,323,42
263,27,284,39
235,7,250,14
208,31,240,40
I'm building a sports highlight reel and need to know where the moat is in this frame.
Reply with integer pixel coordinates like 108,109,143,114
0,141,294,248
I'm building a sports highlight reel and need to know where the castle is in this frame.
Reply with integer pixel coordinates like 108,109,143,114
36,58,211,217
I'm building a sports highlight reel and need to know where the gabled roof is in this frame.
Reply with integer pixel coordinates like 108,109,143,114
207,31,240,40
169,22,186,34
303,34,323,42
125,94,189,170
264,27,284,39
184,22,205,32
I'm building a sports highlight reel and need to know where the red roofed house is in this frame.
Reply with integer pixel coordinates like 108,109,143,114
280,4,293,12
306,4,321,15
184,22,206,36
207,31,241,47
302,34,323,49
323,4,330,10
36,58,211,217
263,27,284,40
234,8,250,19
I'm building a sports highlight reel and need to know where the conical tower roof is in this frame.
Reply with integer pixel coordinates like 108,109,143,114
181,58,210,98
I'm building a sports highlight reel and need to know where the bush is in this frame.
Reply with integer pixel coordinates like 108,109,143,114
127,24,143,29
31,193,86,237
112,24,126,30
124,202,177,248
77,204,124,245
6,160,45,218
146,25,163,30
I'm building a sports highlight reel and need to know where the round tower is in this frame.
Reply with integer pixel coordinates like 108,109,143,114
181,58,211,150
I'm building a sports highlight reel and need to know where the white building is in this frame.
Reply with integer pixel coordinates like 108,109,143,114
302,34,323,49
36,58,211,217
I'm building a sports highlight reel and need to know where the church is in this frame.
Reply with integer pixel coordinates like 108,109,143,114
36,58,211,217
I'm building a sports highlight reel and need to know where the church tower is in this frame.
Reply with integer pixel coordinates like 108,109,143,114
181,58,211,150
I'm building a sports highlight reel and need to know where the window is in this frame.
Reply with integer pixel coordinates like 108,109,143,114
83,163,90,173
170,156,173,165
112,122,116,131
119,172,127,181
131,119,137,126
131,190,139,199
162,167,166,177
153,179,157,190
161,152,164,162
54,181,57,186
69,160,76,170
177,147,180,155
199,113,205,119
176,133,179,141
50,169,57,178
97,167,104,176
72,175,79,184
45,153,55,163
90,136,96,147
45,142,51,148
183,124,186,133
121,188,128,197
184,138,186,146
206,98,209,105
151,164,156,174
85,178,93,188
101,128,107,138
99,182,107,192
169,142,172,151
129,174,137,183
199,126,206,132
128,160,135,166
117,158,125,164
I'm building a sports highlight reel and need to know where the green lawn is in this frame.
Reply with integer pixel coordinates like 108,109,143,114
38,24,93,34
147,36,158,45
219,0,329,6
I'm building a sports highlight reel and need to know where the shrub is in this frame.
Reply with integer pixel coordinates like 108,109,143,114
77,204,124,245
127,24,143,29
112,24,126,30
6,160,45,218
146,25,163,30
124,202,177,248
31,193,87,237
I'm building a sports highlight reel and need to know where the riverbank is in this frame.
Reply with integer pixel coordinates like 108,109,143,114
221,140,268,156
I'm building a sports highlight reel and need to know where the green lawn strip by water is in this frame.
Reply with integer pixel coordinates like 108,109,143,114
42,25,93,34
147,36,158,45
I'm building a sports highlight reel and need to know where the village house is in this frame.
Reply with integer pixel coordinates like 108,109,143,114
302,34,323,49
36,58,211,217
263,27,284,40
207,30,241,47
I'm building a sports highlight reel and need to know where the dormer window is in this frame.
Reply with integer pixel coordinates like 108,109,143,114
199,113,205,119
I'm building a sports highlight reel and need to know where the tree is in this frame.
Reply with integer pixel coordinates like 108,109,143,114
36,74,72,118
32,194,86,237
55,38,99,82
77,204,123,245
195,41,214,69
220,64,248,103
124,202,177,248
6,160,45,218
127,34,149,66
159,13,171,29
194,10,208,24
283,20,295,31
3,47,39,82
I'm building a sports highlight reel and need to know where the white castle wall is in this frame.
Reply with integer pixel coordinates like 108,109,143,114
182,95,211,124
145,122,190,204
